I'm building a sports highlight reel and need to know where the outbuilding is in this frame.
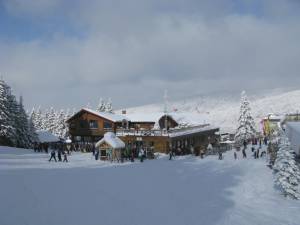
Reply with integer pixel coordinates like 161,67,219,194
95,132,125,161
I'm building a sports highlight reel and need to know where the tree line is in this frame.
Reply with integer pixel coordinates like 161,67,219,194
0,79,38,148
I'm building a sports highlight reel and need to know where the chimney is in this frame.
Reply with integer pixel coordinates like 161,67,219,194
122,110,126,115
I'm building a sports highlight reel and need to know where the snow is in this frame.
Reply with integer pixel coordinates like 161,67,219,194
95,132,125,149
169,125,219,138
37,130,60,143
120,89,300,133
77,108,129,122
0,146,299,225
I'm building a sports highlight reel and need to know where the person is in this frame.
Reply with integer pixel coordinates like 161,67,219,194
95,149,99,160
200,149,205,159
251,147,255,152
63,151,68,162
49,150,57,162
169,149,174,160
259,138,262,148
190,145,194,155
234,151,237,160
139,148,145,162
242,148,247,158
218,151,223,160
256,148,260,159
264,136,268,146
131,149,135,162
243,140,247,149
58,150,62,162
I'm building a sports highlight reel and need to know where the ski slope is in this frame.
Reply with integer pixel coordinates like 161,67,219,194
120,89,300,133
0,146,299,225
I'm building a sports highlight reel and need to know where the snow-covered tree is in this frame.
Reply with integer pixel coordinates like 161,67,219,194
0,79,15,146
15,96,31,148
96,98,106,112
28,114,39,144
234,91,256,146
273,131,300,200
105,98,113,113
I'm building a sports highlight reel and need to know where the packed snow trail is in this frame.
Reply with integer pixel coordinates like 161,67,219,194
0,146,299,225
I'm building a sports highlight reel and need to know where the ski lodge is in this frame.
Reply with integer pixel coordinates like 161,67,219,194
66,108,219,154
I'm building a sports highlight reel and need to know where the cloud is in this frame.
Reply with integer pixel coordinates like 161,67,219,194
0,0,300,110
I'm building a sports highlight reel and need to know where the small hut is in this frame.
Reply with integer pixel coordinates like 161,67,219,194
95,132,125,161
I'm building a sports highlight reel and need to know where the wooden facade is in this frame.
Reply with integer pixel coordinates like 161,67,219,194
67,109,220,155
67,109,121,142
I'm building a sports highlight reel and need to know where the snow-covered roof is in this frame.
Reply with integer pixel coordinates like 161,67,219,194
169,125,219,138
95,132,125,149
37,131,60,143
125,113,162,123
124,112,210,127
70,108,129,123
167,112,210,126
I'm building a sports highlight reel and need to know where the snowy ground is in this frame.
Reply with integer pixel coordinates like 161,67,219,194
0,146,299,225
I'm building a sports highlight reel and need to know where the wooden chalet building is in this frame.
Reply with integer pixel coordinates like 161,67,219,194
67,108,220,154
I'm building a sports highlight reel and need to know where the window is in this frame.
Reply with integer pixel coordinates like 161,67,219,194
104,121,112,129
80,120,88,128
89,120,98,129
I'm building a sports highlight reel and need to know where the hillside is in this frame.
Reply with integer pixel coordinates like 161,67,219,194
120,89,300,133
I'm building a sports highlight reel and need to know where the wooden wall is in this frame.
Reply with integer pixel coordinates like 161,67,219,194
68,111,116,141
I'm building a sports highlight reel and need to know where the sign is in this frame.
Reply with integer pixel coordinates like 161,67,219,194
136,137,143,141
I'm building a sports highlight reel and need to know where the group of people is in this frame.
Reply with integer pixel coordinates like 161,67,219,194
233,137,269,160
48,149,68,162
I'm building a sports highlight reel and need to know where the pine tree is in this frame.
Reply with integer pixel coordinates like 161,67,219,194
0,79,15,146
105,98,113,113
273,131,300,200
34,106,43,131
28,114,39,144
47,107,57,134
96,98,106,112
234,91,256,146
15,96,31,148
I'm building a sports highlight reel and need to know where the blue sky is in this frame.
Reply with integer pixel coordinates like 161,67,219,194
0,0,300,110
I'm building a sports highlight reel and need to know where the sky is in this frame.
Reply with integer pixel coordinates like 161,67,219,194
0,0,300,111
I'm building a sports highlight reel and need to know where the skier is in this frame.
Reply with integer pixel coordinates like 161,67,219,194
234,151,237,160
49,150,57,162
58,150,62,162
63,151,68,162
242,148,247,158
218,151,223,160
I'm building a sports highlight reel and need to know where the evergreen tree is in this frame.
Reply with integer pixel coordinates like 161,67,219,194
0,79,15,146
47,107,57,134
34,106,43,131
96,98,106,112
28,114,39,144
105,98,113,113
273,131,300,200
41,108,50,131
15,96,31,148
234,91,256,146
55,109,67,138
